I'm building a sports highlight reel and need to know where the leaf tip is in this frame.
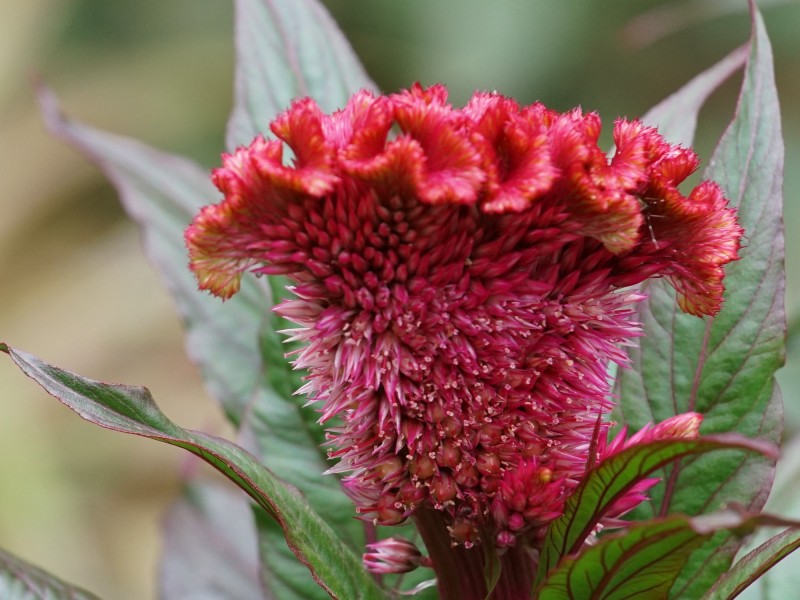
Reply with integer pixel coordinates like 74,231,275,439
35,80,70,138
0,342,9,354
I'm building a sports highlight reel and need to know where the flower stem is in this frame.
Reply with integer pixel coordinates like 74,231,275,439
414,509,537,599
414,509,487,600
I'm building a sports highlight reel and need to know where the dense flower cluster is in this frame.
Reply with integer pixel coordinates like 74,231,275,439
186,84,742,548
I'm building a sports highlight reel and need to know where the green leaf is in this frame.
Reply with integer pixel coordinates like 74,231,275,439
0,344,387,600
253,507,331,600
536,510,800,600
703,527,800,600
614,3,785,596
0,547,102,600
245,386,368,596
226,0,376,150
536,434,778,582
714,434,800,599
245,323,366,598
159,480,264,600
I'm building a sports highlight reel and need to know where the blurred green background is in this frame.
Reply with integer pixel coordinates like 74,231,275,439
0,0,798,598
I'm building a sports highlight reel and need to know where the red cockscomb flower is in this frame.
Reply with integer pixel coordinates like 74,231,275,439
185,84,742,552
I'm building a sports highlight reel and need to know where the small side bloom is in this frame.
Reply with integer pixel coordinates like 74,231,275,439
600,412,704,459
598,412,704,522
363,537,432,574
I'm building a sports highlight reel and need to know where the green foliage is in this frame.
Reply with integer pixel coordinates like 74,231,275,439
537,435,778,583
703,527,800,599
537,511,799,600
0,343,387,600
226,0,375,149
615,4,786,596
0,547,102,600
159,481,264,599
37,1,377,596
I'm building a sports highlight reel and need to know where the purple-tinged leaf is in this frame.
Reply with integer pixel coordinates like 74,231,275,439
226,0,376,150
159,479,264,600
728,434,800,599
640,43,747,148
253,508,331,600
615,3,785,596
536,510,800,600
0,547,102,600
253,509,438,600
0,343,387,600
536,434,777,582
702,527,800,600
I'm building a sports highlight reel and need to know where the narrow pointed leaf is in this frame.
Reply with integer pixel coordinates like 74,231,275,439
702,527,800,600
615,4,785,596
226,0,376,150
537,511,800,600
536,434,777,581
727,435,800,599
0,548,102,600
159,480,264,600
0,344,386,600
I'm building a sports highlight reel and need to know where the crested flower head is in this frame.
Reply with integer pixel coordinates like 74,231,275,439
186,84,743,547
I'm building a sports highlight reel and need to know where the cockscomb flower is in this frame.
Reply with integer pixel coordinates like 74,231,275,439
185,84,742,553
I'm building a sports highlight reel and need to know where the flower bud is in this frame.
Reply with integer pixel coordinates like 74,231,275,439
409,455,436,480
363,537,430,574
436,439,462,468
476,451,501,476
496,529,516,548
431,472,459,504
375,494,405,526
454,463,479,488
